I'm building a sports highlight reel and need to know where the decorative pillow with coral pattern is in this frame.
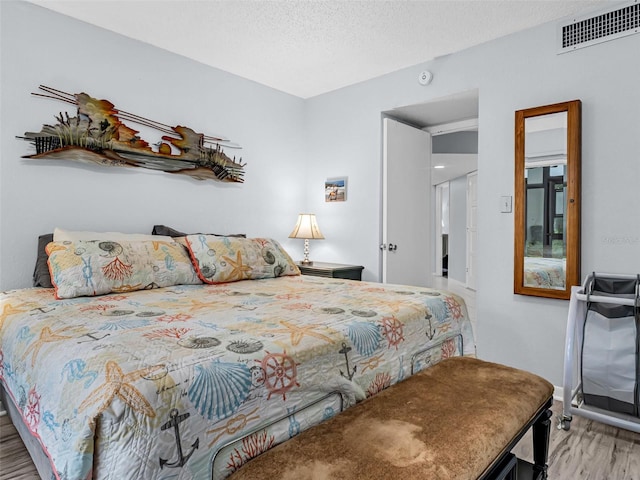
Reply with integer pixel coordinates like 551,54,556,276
46,240,201,299
184,236,300,284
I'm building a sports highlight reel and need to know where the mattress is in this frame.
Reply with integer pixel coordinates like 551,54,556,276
0,275,475,479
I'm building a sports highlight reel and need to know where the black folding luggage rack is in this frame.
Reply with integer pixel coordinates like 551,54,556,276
560,272,640,432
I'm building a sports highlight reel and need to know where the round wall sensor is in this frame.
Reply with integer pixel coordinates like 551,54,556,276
418,70,433,86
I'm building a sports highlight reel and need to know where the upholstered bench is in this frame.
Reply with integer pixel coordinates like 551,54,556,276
229,357,554,480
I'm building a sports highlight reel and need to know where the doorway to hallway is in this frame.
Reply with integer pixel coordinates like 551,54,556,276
382,89,479,290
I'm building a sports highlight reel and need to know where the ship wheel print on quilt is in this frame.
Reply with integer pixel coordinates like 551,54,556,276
25,386,42,433
260,351,300,400
381,316,405,349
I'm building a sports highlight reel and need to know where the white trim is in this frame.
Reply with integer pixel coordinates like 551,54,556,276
553,385,564,402
465,171,478,291
447,277,467,290
434,182,446,277
381,119,390,284
525,159,567,168
425,118,478,135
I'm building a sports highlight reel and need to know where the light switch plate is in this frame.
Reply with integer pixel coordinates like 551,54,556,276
500,195,512,213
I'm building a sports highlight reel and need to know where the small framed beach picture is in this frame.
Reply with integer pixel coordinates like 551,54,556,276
325,177,347,202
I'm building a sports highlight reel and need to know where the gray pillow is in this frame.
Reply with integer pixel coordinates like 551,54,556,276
152,225,246,238
33,233,54,288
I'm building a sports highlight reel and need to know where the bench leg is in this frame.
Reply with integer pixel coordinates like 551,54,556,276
532,408,552,479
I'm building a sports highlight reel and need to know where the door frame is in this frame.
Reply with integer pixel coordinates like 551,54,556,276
466,170,478,290
434,181,450,277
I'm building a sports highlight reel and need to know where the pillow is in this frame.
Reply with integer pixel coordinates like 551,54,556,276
54,227,173,243
33,233,54,288
46,239,201,299
185,236,300,284
152,224,246,238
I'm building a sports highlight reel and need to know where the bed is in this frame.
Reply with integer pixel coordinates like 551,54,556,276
0,231,475,480
523,256,566,290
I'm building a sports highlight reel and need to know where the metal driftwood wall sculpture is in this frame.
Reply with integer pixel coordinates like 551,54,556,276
19,85,245,183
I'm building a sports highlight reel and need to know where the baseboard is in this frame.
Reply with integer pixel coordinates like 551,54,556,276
553,385,563,403
447,278,467,290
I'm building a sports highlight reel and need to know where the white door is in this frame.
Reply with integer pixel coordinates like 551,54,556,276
382,118,432,287
466,171,478,290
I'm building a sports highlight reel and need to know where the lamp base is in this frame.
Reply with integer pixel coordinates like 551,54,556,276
301,239,313,266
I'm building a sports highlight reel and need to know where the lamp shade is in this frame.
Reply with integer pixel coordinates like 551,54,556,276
288,214,325,240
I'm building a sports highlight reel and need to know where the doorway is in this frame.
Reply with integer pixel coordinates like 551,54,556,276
435,182,450,278
381,90,479,289
431,151,477,287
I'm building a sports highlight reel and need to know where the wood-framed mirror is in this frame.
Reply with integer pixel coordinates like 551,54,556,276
514,100,581,299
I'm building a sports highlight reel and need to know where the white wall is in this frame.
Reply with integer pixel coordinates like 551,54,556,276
3,1,640,387
448,175,467,283
0,1,307,290
305,14,640,385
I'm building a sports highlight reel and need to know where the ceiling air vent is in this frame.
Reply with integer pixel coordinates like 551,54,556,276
558,0,640,53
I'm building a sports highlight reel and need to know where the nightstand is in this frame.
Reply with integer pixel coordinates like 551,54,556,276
297,262,364,281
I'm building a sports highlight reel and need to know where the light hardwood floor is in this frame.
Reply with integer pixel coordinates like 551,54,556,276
0,413,39,479
513,402,640,479
1,401,640,479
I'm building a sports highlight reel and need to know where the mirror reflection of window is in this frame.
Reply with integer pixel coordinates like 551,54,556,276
522,112,568,290
524,164,567,258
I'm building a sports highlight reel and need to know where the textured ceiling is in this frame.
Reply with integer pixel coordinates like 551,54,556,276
31,0,609,98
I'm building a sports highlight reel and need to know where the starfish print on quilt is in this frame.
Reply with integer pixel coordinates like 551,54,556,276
0,303,29,330
22,326,73,367
270,320,336,346
78,360,162,420
222,251,253,281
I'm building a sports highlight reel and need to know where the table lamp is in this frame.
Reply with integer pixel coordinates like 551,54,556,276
288,213,324,265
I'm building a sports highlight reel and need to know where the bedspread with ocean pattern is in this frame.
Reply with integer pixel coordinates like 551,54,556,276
0,276,475,480
524,256,566,290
